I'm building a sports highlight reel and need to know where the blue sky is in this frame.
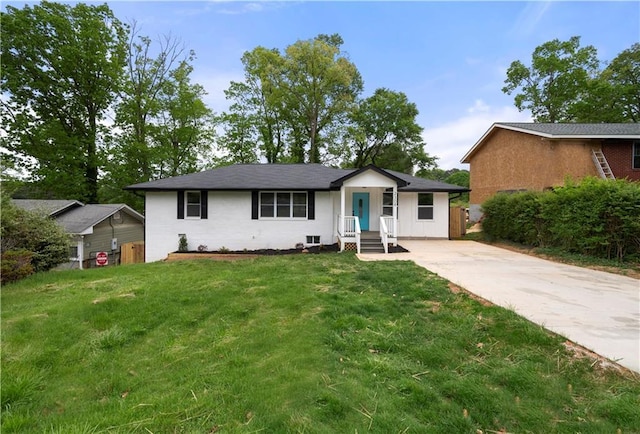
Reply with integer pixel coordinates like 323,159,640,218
6,1,640,169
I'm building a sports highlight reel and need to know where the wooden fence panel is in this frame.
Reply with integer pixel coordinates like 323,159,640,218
449,207,467,239
121,241,145,264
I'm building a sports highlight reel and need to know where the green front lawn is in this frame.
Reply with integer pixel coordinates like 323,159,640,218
2,254,639,433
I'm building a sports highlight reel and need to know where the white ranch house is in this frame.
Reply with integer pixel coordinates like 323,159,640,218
126,164,468,262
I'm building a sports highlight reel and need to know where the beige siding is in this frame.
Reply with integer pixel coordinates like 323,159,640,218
468,129,599,206
82,213,144,261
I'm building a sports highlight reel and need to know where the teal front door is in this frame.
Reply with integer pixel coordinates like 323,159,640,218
352,192,370,230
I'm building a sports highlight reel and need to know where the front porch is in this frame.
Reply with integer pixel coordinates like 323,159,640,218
331,166,405,254
337,216,398,254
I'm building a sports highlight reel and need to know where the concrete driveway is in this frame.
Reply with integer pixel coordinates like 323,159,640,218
358,240,640,373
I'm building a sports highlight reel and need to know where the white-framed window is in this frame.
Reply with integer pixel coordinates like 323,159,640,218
186,191,201,218
417,193,434,220
383,188,394,216
306,235,320,245
260,192,307,218
633,141,640,170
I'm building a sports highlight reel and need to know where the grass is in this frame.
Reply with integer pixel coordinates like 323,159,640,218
2,253,639,433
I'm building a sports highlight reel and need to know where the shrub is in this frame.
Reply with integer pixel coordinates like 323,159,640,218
481,191,543,246
1,250,34,284
1,200,70,276
178,235,188,252
482,178,640,261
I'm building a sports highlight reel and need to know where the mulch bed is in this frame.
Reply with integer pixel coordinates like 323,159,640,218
165,243,409,261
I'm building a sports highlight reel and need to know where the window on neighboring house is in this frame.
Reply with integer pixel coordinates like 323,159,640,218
69,246,79,259
383,188,395,216
417,193,434,220
186,191,201,217
260,192,307,218
634,142,640,169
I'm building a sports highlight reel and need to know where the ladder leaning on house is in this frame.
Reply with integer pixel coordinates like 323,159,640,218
591,149,615,180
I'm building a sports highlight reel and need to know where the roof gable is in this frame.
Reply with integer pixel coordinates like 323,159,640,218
461,122,640,163
329,165,408,188
55,204,144,235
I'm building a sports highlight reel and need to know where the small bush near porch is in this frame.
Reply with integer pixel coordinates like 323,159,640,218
3,254,639,433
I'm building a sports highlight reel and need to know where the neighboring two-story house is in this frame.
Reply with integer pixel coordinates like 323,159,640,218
461,123,640,222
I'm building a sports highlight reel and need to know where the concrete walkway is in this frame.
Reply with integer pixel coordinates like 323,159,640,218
358,240,640,373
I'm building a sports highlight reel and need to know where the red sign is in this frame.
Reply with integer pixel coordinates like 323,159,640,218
96,251,109,266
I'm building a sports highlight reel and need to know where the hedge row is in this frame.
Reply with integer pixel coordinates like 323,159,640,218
481,178,640,261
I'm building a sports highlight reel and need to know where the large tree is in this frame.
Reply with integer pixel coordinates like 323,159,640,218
346,88,434,173
219,34,363,164
1,1,128,202
102,30,214,210
593,43,640,122
502,36,599,122
279,34,363,163
153,61,216,178
220,47,287,164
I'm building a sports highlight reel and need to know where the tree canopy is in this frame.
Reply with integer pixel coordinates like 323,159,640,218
503,36,638,123
346,88,435,173
218,34,366,165
1,1,128,202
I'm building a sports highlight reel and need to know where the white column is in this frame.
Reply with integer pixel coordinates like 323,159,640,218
340,186,346,235
78,236,84,270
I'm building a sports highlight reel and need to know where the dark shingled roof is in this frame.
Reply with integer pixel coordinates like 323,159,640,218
125,164,469,193
461,122,640,163
55,204,144,235
12,199,83,216
12,200,144,235
497,122,640,137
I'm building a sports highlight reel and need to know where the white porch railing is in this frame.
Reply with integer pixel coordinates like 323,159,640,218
338,215,361,253
381,215,396,238
379,216,389,254
354,217,361,254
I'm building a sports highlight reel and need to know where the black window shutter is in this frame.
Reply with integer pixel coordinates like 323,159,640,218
177,191,185,219
251,191,259,219
308,191,315,220
200,190,208,219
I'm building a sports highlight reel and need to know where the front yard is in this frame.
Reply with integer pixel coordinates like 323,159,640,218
2,254,639,433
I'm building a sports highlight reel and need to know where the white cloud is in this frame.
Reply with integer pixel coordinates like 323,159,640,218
423,101,532,170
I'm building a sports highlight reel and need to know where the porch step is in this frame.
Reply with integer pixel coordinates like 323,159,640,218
360,237,385,253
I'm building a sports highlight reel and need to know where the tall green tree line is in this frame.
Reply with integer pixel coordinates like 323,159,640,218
1,2,213,211
217,34,435,173
3,2,638,212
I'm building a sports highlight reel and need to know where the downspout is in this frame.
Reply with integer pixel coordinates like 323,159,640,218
109,215,116,265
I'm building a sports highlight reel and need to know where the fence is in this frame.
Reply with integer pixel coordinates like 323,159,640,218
449,207,467,239
121,241,145,265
